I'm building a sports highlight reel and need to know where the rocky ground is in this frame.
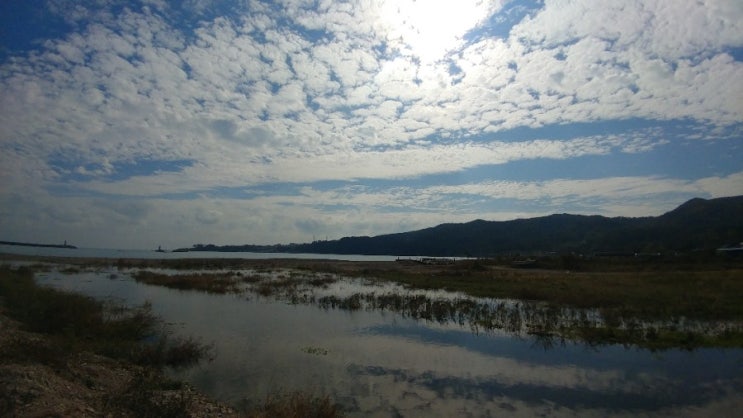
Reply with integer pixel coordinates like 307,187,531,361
0,310,236,418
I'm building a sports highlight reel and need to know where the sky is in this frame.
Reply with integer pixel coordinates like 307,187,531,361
0,0,742,250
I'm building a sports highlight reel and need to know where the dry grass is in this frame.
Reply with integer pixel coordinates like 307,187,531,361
242,392,342,418
0,265,211,369
132,270,242,294
0,265,217,417
370,267,743,321
4,255,743,349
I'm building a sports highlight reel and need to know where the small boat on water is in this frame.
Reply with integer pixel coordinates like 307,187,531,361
155,245,166,253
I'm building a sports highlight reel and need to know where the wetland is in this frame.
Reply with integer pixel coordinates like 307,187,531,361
2,254,743,416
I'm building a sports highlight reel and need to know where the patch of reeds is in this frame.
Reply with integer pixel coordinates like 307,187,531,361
241,391,342,418
21,255,742,350
116,257,263,272
369,267,743,321
307,274,338,288
315,289,743,350
301,346,329,356
198,266,743,349
254,277,298,297
105,370,194,418
0,265,210,368
132,270,242,294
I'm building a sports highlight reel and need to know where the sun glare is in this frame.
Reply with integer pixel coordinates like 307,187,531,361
379,0,493,63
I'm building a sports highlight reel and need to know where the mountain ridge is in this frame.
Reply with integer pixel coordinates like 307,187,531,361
192,195,743,257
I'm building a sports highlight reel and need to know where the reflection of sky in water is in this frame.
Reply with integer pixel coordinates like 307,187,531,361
34,267,743,417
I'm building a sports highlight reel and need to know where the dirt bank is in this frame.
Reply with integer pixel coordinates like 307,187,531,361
0,310,237,417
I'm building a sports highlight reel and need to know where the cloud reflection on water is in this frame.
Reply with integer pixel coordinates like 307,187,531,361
32,265,743,417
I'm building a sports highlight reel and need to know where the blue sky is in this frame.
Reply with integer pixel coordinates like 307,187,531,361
1,0,742,249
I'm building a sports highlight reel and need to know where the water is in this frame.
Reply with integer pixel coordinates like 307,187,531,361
0,244,402,261
32,267,743,417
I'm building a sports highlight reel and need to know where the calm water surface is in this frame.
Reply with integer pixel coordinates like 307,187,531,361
32,266,743,417
0,244,401,261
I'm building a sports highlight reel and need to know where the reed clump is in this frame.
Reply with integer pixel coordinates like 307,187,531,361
369,266,743,322
0,265,215,417
132,270,242,294
11,255,743,350
242,392,341,418
0,265,210,368
314,288,743,350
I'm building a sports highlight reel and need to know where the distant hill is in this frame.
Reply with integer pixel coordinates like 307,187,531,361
194,195,743,257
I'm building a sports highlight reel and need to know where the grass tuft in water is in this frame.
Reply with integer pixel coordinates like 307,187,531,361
241,391,342,418
0,265,210,368
301,346,329,356
132,270,241,294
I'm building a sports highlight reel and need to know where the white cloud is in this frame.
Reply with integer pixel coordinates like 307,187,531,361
1,0,741,248
512,0,743,58
68,131,665,197
4,0,740,168
285,172,743,221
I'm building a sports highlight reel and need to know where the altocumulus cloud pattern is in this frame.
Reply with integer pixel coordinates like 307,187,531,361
0,0,741,249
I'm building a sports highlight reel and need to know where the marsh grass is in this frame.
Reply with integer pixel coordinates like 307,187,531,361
122,263,743,349
307,274,338,288
11,256,743,349
367,266,743,321
0,265,210,368
241,392,341,418
132,270,242,294
130,267,337,301
254,276,299,297
317,290,743,349
0,265,216,417
105,369,195,418
301,346,329,356
308,283,742,350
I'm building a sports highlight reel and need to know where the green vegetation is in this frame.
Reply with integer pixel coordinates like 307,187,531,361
301,346,330,356
0,264,345,417
367,260,743,321
314,291,743,350
240,392,340,418
2,255,740,413
7,254,743,349
132,270,243,294
0,266,209,368
114,257,743,350
0,265,212,417
104,370,196,418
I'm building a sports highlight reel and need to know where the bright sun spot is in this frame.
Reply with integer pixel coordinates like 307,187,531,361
379,0,494,63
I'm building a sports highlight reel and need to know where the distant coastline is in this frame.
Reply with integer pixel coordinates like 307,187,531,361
184,196,743,258
0,240,77,249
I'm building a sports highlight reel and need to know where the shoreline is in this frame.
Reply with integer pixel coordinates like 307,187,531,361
4,252,743,322
0,310,236,417
0,264,342,417
0,264,237,417
2,254,742,414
